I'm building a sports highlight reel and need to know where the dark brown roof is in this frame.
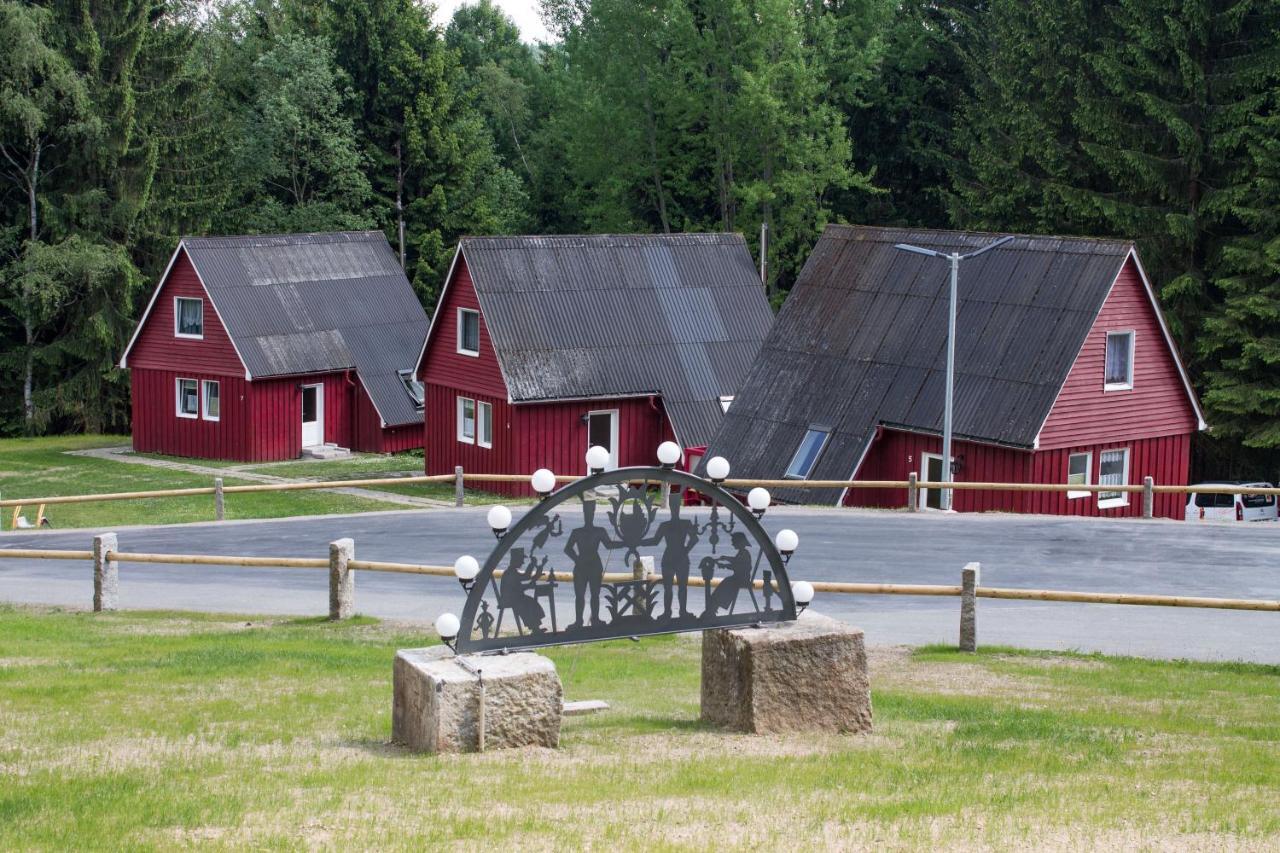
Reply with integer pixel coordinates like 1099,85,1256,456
705,225,1140,503
444,233,774,448
126,232,430,427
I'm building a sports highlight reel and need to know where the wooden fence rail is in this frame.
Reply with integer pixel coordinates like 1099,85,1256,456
2,540,1276,652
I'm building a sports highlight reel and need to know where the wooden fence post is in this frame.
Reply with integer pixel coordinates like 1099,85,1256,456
93,533,119,612
454,466,465,507
959,562,980,652
907,472,919,512
1142,476,1154,519
214,478,225,521
329,538,355,620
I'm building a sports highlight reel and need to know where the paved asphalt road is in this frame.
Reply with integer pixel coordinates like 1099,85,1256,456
3,507,1279,662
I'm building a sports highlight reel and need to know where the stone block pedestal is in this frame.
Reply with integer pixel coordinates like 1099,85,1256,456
701,611,872,734
392,647,563,753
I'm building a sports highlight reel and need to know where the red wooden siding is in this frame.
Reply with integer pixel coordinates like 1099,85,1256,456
419,255,507,398
1038,256,1198,449
848,427,1191,519
127,250,246,377
131,369,256,461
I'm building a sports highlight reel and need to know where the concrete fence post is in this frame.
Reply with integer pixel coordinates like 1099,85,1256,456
907,472,919,512
93,532,119,612
329,538,355,620
454,466,465,508
1142,476,1154,519
959,562,980,652
214,478,225,521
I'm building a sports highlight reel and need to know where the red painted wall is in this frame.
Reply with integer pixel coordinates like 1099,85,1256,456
419,255,507,398
848,427,1191,519
127,250,246,377
128,249,421,460
1038,257,1199,449
131,369,256,461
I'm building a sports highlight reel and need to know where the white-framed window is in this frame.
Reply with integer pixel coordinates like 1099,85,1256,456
719,395,734,413
201,380,220,422
478,401,493,448
398,369,424,409
1067,451,1091,499
174,297,204,339
457,308,480,356
785,426,830,480
176,378,199,418
1104,330,1134,390
1098,448,1130,507
457,396,476,444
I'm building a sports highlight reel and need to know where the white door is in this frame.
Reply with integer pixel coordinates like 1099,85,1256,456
586,409,619,471
301,384,324,447
920,453,948,510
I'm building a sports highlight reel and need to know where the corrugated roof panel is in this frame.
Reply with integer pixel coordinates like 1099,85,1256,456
705,225,1134,494
182,231,428,425
458,234,772,447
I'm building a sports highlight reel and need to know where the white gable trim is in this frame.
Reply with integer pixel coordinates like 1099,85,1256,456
414,243,464,377
1127,248,1207,431
119,241,253,381
1031,248,1206,447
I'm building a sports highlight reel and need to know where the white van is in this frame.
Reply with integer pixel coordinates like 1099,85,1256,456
1184,482,1278,522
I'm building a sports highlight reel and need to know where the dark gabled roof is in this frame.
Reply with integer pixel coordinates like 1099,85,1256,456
126,231,430,427
706,224,1160,503
432,233,774,447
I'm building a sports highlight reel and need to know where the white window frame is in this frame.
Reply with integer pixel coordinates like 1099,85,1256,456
176,378,199,419
718,395,734,413
1098,448,1130,508
477,401,493,449
1067,451,1091,500
457,396,476,444
174,297,204,340
456,308,481,357
784,426,831,480
201,380,220,422
1103,330,1135,391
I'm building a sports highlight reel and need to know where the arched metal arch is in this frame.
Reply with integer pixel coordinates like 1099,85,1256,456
455,466,797,653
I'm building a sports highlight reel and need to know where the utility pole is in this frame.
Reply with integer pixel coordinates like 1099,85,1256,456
894,235,1014,510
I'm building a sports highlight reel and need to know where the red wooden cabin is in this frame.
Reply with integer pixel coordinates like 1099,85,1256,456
414,234,774,494
707,226,1206,519
120,232,429,461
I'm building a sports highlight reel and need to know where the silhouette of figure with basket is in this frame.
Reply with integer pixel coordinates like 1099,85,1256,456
705,531,754,617
498,547,548,635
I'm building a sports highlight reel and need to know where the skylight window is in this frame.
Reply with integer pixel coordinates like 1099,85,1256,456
785,426,830,480
398,369,425,409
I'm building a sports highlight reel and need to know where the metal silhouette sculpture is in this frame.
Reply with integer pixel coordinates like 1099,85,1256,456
453,465,798,654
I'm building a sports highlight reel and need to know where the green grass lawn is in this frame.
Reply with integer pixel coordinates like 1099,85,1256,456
1,606,1276,849
0,436,408,530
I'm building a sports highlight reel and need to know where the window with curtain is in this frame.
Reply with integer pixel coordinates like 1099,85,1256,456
175,297,203,337
1098,448,1129,506
458,308,480,355
1104,331,1133,388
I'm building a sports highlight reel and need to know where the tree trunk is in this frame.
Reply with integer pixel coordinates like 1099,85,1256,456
22,142,40,430
395,141,406,270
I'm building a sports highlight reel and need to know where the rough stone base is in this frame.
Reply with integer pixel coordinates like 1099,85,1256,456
701,611,872,734
392,647,563,753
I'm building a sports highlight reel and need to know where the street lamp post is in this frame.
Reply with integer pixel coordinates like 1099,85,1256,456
893,235,1014,511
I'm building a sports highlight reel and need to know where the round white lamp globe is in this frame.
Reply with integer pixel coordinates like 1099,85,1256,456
792,580,815,605
453,555,480,582
775,528,799,554
747,487,771,513
530,468,556,495
705,456,730,482
486,504,512,532
586,445,610,472
435,612,460,640
656,441,682,467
